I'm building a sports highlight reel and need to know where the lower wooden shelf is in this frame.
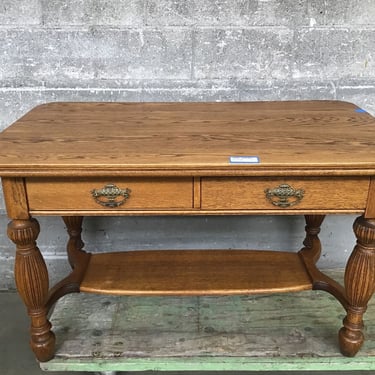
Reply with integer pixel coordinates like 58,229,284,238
42,270,375,372
79,249,313,295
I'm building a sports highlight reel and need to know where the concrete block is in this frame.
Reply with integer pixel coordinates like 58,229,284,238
292,28,375,80
146,0,251,26
194,28,293,80
147,0,375,28
41,0,144,26
42,87,142,103
266,0,309,26
0,28,192,87
141,79,239,101
146,0,326,26
0,0,40,25
310,0,375,26
141,88,239,102
239,81,337,101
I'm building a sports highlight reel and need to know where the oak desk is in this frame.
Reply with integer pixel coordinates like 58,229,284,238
0,101,374,363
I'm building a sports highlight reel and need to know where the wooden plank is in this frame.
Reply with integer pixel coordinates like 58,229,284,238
41,270,375,372
79,250,313,295
41,357,375,372
0,101,375,176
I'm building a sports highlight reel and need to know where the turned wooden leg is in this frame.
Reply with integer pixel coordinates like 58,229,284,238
303,215,325,262
339,216,375,357
62,216,85,269
46,217,90,309
299,215,347,307
7,218,55,362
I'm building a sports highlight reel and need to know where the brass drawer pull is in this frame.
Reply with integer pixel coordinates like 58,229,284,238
91,184,131,208
264,184,304,208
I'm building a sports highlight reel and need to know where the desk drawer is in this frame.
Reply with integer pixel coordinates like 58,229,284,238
26,177,193,211
201,177,369,211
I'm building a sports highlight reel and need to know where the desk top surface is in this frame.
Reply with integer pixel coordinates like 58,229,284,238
0,100,374,176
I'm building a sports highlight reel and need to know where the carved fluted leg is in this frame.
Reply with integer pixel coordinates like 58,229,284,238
8,218,55,362
339,216,375,357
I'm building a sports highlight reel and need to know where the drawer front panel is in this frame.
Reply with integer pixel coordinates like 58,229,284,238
201,177,369,211
26,177,193,211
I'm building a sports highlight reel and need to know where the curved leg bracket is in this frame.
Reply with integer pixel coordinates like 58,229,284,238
47,216,90,310
299,215,348,309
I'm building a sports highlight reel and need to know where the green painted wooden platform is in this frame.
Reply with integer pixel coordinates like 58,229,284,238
41,270,375,372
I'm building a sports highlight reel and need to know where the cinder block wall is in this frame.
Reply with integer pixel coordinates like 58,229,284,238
0,1,374,289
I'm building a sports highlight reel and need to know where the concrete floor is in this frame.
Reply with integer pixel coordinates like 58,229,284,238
0,292,86,375
0,291,371,375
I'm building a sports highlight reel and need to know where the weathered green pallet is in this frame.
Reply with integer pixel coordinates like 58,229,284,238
41,271,375,372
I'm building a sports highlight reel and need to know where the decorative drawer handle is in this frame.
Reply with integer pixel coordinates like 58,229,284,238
264,184,305,208
91,184,131,208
